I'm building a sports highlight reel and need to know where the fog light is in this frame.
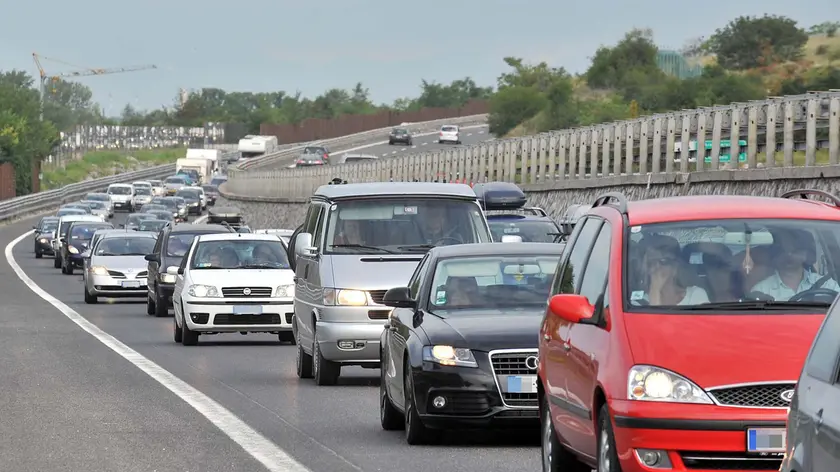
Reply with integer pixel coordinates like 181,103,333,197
432,396,446,408
634,448,671,468
338,340,354,349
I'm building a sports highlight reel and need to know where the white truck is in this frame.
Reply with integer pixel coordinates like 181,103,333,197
176,158,213,184
185,149,221,173
237,135,278,159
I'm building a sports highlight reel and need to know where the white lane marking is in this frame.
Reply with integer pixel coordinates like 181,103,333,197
194,214,209,223
381,153,388,157
400,148,407,152
421,142,428,146
5,231,310,472
390,151,396,155
467,133,473,137
410,145,417,149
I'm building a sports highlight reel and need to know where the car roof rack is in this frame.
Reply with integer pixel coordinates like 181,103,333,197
218,221,237,232
779,189,840,207
592,192,629,215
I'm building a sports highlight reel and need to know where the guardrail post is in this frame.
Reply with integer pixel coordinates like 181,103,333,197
568,132,579,180
680,115,691,173
710,111,723,170
612,124,622,176
783,101,795,167
830,97,839,165
625,122,635,176
730,105,742,169
578,131,588,179
665,116,677,174
805,98,818,166
765,102,778,167
589,128,600,178
747,106,758,169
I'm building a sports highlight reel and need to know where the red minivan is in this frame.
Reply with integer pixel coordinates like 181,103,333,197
538,190,840,472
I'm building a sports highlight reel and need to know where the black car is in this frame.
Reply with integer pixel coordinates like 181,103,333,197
145,209,174,222
59,221,115,275
389,128,413,146
295,151,327,167
207,206,245,228
473,182,565,243
144,223,234,317
379,242,564,444
122,213,156,231
60,203,92,214
154,197,182,221
202,185,219,206
175,188,203,214
33,216,59,258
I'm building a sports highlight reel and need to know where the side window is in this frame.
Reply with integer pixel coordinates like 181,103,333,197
408,256,431,299
806,302,840,383
553,218,602,295
303,204,320,235
578,224,611,304
311,205,326,248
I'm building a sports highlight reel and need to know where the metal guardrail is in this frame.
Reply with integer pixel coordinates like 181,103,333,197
220,92,840,201
229,114,489,172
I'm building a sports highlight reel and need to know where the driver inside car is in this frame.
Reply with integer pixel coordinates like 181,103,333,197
750,228,840,301
421,205,463,246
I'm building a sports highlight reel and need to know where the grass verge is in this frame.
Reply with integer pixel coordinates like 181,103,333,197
42,148,184,190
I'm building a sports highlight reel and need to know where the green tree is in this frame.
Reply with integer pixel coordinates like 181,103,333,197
585,29,661,90
487,86,546,136
707,15,809,70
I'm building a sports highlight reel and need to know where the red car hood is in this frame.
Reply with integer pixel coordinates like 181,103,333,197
623,313,824,388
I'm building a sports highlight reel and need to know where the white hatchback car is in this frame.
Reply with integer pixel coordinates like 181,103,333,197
438,125,461,144
171,233,295,345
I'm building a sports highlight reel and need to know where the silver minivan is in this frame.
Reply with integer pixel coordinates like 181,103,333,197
291,182,493,385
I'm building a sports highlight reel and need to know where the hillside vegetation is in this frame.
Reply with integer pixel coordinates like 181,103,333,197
497,17,840,138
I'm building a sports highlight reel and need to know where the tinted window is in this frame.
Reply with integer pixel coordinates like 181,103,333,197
489,219,562,243
408,256,431,299
108,186,132,195
165,177,186,184
167,233,203,257
135,187,151,195
579,224,611,304
128,214,155,224
441,126,457,132
806,301,840,382
555,219,601,295
190,239,290,269
70,224,111,240
138,221,167,232
85,193,109,202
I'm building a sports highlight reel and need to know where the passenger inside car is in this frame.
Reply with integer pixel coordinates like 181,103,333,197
682,242,745,302
635,234,710,306
421,205,464,245
444,276,479,306
334,220,366,245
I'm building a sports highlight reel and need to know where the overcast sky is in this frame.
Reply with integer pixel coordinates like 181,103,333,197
1,0,834,116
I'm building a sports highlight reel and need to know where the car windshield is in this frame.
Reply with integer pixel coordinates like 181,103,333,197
135,188,151,195
202,185,217,192
165,177,185,184
128,214,155,224
626,219,840,310
95,237,156,256
109,186,131,195
176,190,199,199
84,201,106,210
393,129,407,134
139,221,166,232
41,221,58,232
57,209,86,217
70,224,109,240
85,193,109,202
325,198,490,254
150,211,173,220
190,239,290,269
143,204,167,212
489,219,562,243
159,199,177,209
166,233,204,257
303,147,325,154
429,255,560,311
172,198,185,205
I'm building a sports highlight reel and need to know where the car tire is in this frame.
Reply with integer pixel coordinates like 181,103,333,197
154,288,168,317
146,294,156,315
295,329,313,379
54,256,61,269
597,404,620,472
541,394,589,472
278,331,295,344
64,263,74,275
35,251,42,259
180,310,199,346
404,364,437,445
173,313,183,343
313,338,340,386
389,140,394,145
84,288,97,304
380,354,404,430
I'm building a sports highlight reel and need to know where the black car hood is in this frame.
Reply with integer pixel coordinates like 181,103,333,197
420,309,544,352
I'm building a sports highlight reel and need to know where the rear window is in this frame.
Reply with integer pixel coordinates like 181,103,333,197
165,177,186,184
441,126,457,132
303,147,326,154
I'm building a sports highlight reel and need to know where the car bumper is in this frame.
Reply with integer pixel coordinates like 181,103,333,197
87,274,148,297
315,319,384,365
183,298,294,332
35,240,54,254
410,363,538,429
67,254,85,267
157,282,175,306
187,205,201,214
439,135,459,143
609,400,786,471
112,200,132,210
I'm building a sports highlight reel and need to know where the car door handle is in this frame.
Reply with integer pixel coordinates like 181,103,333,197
816,408,824,430
293,276,298,283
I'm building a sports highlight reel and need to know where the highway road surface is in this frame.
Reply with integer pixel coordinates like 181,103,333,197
1,207,540,472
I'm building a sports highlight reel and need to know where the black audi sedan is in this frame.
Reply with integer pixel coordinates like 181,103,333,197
379,242,564,444
33,216,59,258
60,221,114,275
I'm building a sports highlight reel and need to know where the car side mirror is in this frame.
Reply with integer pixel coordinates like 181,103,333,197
144,254,159,262
166,266,180,276
59,237,66,243
500,235,523,243
383,287,416,308
295,232,316,257
32,225,37,230
548,294,594,324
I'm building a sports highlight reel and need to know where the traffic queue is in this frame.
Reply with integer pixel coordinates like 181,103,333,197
27,176,840,472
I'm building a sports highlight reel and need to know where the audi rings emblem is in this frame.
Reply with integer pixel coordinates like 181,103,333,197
780,390,795,402
243,288,251,295
525,356,539,370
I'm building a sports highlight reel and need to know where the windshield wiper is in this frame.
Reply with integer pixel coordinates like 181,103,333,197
396,244,436,252
236,263,279,269
680,300,831,310
331,244,395,254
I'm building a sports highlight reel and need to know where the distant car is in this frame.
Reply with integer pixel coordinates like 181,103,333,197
389,128,413,145
295,149,327,167
81,200,110,220
175,188,203,214
59,220,115,275
33,216,59,258
201,185,219,206
148,180,165,196
61,202,92,214
107,183,135,212
56,207,87,218
145,209,174,222
141,203,168,213
123,213,157,231
83,232,157,304
137,219,168,233
84,192,114,217
169,196,189,221
164,176,188,195
438,125,461,144
132,186,153,210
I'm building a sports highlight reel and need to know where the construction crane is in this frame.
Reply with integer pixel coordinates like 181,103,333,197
32,53,157,119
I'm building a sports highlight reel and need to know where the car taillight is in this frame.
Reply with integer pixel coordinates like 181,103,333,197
440,132,443,136
323,153,328,159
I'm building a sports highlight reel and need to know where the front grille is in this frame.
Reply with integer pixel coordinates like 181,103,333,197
107,270,125,278
222,287,272,297
679,451,782,470
369,290,387,305
368,310,390,320
489,350,539,408
213,314,282,325
708,383,795,408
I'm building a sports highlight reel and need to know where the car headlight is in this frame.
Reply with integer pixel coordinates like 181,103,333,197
275,284,295,297
68,246,79,254
422,345,478,368
628,365,713,404
161,273,176,284
90,266,108,275
39,238,48,243
188,284,219,297
323,288,367,306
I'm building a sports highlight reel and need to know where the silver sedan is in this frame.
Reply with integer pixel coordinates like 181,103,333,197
83,232,158,304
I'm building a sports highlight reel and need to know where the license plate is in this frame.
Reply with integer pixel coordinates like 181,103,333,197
121,280,141,288
233,305,262,315
505,375,538,393
747,427,786,453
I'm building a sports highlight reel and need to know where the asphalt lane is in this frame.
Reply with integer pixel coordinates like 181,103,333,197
7,207,541,472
